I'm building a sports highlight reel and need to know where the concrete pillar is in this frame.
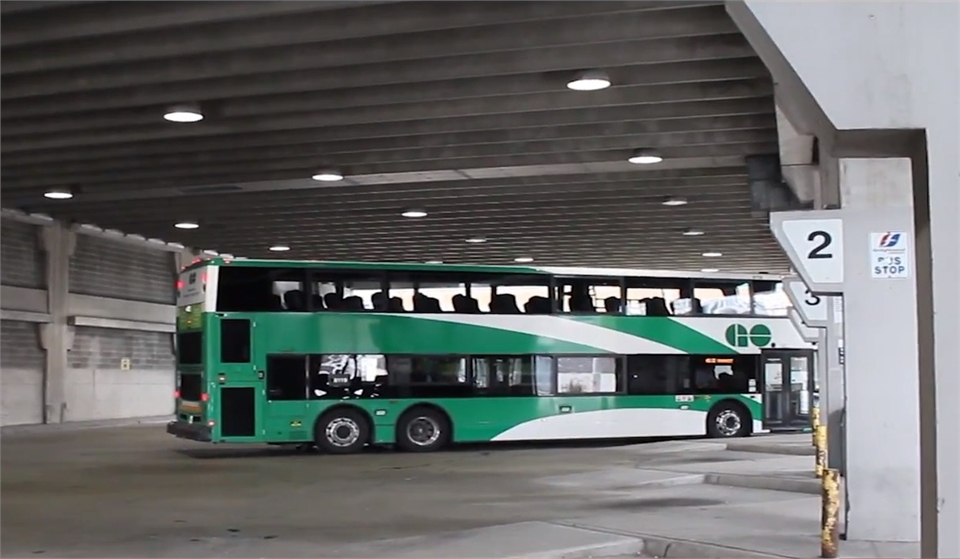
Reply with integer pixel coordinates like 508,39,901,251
37,223,76,424
727,2,958,555
838,157,920,540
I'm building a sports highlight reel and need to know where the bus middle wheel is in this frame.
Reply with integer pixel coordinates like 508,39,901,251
314,407,369,454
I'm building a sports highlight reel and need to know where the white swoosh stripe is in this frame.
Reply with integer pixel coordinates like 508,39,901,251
396,314,681,354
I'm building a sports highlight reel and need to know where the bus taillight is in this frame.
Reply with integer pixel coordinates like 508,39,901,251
201,393,209,402
174,389,180,399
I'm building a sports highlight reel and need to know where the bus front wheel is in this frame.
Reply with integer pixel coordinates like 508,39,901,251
396,407,450,453
707,401,751,438
314,408,370,454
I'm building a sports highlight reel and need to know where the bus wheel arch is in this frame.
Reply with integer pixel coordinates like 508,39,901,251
395,404,452,452
706,399,752,438
313,405,373,454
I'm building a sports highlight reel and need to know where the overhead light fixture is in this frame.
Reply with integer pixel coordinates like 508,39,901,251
424,260,443,264
465,237,487,244
566,70,611,91
702,251,723,258
43,187,74,200
514,257,534,263
174,221,200,230
163,103,204,123
401,209,428,218
311,169,344,182
701,268,720,273
628,149,663,165
681,228,704,236
662,197,688,207
269,245,291,252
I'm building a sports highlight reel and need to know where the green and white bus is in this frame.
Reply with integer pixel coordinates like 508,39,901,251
167,258,815,453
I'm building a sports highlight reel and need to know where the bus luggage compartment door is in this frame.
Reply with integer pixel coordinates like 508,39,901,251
218,385,260,439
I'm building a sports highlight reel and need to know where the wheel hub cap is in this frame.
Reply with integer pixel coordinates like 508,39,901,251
407,416,441,446
325,417,360,447
716,410,741,436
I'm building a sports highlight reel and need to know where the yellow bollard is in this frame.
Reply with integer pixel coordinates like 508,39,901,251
820,467,840,558
811,406,820,446
814,424,827,478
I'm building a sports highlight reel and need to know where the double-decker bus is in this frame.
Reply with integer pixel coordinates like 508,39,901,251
167,258,815,453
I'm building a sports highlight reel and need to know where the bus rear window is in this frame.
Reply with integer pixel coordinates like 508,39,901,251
178,373,202,402
177,331,202,364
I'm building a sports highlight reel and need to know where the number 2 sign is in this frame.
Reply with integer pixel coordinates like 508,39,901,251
770,210,845,294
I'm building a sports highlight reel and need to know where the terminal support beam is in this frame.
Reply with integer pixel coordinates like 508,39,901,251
822,296,843,476
38,223,76,424
730,2,958,554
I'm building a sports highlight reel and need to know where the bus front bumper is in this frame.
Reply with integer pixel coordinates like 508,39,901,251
166,421,212,442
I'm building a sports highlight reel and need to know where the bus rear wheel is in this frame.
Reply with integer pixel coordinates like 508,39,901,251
396,407,450,453
314,408,369,454
707,401,751,438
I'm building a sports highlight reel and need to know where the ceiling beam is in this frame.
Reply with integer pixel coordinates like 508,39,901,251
1,130,775,189
2,97,773,164
1,57,769,119
1,32,753,99
1,78,772,137
2,143,774,195
49,181,752,224
2,114,774,177
1,2,712,74
1,1,384,47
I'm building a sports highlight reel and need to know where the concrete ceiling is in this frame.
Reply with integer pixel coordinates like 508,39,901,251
0,1,789,272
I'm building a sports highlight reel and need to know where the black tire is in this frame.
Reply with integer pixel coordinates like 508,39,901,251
707,401,751,438
314,407,370,454
396,407,451,453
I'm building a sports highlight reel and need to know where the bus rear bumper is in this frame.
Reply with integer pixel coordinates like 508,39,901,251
166,421,212,442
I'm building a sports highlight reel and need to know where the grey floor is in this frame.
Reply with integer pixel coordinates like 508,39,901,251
1,427,918,558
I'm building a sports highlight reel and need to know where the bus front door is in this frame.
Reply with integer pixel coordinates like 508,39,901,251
759,349,815,431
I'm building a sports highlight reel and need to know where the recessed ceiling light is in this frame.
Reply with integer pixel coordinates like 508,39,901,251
269,245,291,252
311,169,344,182
702,251,723,258
662,197,688,207
465,237,487,244
628,148,663,165
681,228,704,236
514,257,534,263
425,260,443,264
701,268,720,273
43,188,74,200
174,221,200,230
402,209,428,218
567,70,611,91
163,103,203,123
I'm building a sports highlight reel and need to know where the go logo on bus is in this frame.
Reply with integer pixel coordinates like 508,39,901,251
724,324,772,348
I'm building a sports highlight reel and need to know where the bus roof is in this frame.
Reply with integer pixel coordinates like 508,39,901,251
183,257,784,282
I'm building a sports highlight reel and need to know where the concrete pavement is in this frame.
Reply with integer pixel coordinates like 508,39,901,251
0,426,919,558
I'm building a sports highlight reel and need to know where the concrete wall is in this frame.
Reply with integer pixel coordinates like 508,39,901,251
71,234,176,304
65,327,176,422
1,214,181,426
0,320,45,426
1,219,47,426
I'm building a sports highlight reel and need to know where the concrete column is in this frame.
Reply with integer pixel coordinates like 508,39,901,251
823,295,844,475
37,223,76,424
727,2,958,554
838,158,920,540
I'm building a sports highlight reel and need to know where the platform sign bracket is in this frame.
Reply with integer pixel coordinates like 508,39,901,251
770,210,845,295
783,276,830,328
788,307,821,343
